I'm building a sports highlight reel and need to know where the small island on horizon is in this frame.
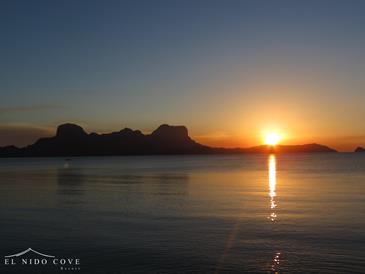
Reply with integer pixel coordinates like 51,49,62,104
1,123,361,158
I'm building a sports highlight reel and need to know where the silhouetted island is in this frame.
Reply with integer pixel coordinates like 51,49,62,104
355,147,365,153
0,123,338,157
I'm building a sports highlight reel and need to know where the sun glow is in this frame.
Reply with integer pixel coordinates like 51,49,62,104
264,132,281,146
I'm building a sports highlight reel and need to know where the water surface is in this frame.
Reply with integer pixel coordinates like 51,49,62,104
0,154,364,273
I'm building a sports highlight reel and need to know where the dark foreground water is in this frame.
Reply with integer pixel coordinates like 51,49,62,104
0,154,364,273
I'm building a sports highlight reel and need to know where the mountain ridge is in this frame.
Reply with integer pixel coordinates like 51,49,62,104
355,147,365,152
0,123,339,157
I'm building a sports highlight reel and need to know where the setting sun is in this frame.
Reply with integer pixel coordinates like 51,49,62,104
264,132,281,146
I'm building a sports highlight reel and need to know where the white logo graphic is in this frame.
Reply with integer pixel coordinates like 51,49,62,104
5,248,55,258
4,247,80,271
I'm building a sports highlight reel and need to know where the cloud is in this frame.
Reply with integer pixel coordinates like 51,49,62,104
0,125,54,147
0,104,60,114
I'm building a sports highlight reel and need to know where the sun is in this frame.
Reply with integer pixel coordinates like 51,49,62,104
264,132,281,146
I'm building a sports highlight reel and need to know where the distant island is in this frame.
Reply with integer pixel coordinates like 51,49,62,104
0,123,339,157
355,147,365,153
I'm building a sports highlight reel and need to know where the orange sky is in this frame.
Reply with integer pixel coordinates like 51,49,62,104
1,1,365,152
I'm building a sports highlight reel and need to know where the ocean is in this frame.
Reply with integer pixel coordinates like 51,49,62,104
0,154,364,273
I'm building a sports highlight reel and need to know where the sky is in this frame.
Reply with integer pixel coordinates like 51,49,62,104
1,0,365,151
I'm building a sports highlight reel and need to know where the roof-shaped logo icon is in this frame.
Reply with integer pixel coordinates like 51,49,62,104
5,248,55,258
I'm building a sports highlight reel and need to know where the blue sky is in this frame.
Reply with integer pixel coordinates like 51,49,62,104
1,0,365,150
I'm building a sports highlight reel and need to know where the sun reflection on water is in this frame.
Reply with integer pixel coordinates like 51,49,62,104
271,252,281,273
267,155,283,272
268,154,277,222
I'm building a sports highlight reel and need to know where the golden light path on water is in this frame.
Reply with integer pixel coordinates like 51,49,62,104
268,154,277,222
268,154,281,272
216,154,282,273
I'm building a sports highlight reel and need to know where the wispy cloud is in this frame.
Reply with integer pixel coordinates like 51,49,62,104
0,124,54,147
0,104,61,114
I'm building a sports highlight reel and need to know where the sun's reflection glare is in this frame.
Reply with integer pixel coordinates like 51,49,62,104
268,154,277,221
267,155,282,272
271,252,281,272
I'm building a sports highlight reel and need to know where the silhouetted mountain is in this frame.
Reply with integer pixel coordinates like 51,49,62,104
56,123,88,139
242,144,337,153
0,123,338,157
0,123,210,157
355,147,365,152
0,145,22,157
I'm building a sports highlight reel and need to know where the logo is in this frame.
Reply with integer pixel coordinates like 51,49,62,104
4,248,81,271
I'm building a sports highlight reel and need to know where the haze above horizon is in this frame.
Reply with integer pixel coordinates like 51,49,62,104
1,0,365,151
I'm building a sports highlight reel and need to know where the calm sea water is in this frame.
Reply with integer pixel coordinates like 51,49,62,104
0,154,364,273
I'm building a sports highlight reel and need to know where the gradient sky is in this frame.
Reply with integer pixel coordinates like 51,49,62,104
1,0,365,151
